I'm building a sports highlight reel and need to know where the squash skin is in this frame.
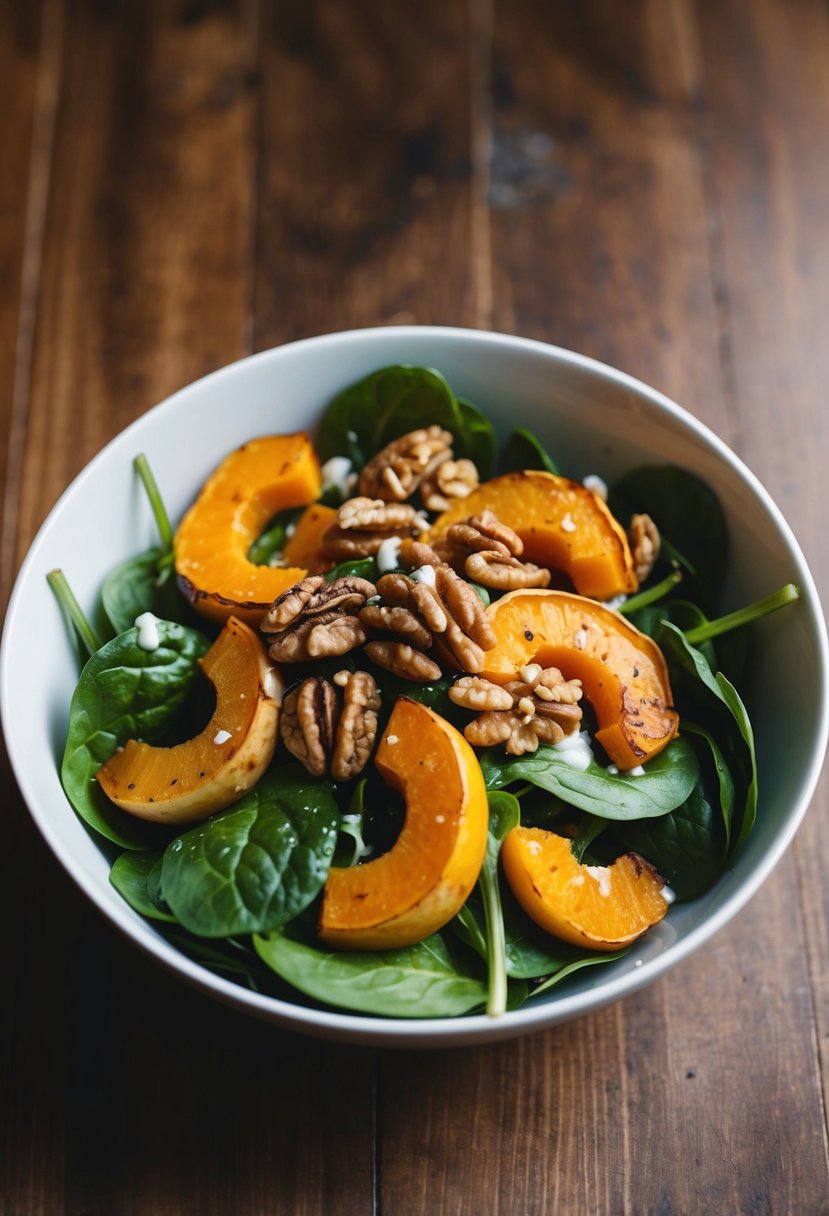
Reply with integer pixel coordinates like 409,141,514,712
318,698,489,950
426,470,638,600
501,827,669,950
174,433,322,625
483,589,678,769
96,617,282,825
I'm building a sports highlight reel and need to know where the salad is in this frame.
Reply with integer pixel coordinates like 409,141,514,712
50,365,798,1019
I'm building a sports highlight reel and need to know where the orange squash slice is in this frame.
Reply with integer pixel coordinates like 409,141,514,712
174,433,321,625
427,470,637,599
96,617,282,825
502,827,669,950
280,502,338,572
483,589,678,769
318,698,489,949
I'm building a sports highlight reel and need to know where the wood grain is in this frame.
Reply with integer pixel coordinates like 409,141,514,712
2,0,829,1212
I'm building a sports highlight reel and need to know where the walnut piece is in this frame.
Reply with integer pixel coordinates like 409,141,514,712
464,550,551,591
281,677,339,776
365,640,442,682
359,426,453,502
448,676,514,712
322,497,420,560
420,459,480,512
458,665,583,755
447,510,523,557
330,671,381,781
261,574,375,662
358,602,433,651
630,513,661,582
281,672,380,780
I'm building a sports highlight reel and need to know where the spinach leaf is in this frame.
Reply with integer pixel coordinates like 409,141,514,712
162,929,271,993
609,466,728,612
479,791,520,1016
531,949,629,997
629,599,716,671
160,767,340,937
101,550,182,637
455,884,626,984
254,926,488,1018
457,398,496,476
61,621,211,849
683,722,736,848
479,735,699,821
657,622,758,843
316,365,496,471
500,426,559,475
325,557,379,583
109,851,176,921
613,780,726,901
248,506,305,566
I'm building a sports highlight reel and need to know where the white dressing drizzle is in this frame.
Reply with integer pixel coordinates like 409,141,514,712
135,612,161,651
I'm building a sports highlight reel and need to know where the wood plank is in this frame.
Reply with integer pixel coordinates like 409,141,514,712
697,0,829,1141
380,2,829,1213
255,0,477,347
3,3,375,1213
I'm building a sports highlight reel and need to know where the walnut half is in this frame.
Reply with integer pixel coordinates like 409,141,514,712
280,671,381,780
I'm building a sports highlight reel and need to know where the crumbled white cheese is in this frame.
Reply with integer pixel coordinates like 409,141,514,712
661,884,677,905
583,474,608,501
585,864,612,897
553,729,595,771
321,456,357,499
386,734,399,745
213,729,232,745
604,594,629,612
561,513,577,533
527,840,542,856
135,612,161,651
411,564,437,587
377,536,402,573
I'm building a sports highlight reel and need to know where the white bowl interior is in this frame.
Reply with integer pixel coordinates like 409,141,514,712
2,327,827,1047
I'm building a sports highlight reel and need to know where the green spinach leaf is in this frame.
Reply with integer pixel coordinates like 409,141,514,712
101,550,182,636
479,791,520,1016
500,426,559,475
61,621,211,849
478,735,699,821
109,851,176,921
316,364,496,472
609,466,728,612
248,506,305,566
160,767,340,937
254,927,488,1018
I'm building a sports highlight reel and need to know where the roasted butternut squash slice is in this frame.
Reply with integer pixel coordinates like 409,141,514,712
427,470,637,599
318,697,488,950
174,434,321,625
280,502,338,572
483,589,678,769
502,827,670,950
97,617,282,825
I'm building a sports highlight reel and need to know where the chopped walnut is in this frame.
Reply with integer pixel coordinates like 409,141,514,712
420,459,480,512
337,496,418,533
439,509,551,591
282,672,381,780
465,550,551,591
447,510,523,557
281,677,339,776
448,676,514,712
330,671,381,781
261,574,375,662
365,640,442,682
434,563,496,656
630,513,661,582
358,602,433,651
458,665,583,755
322,497,420,561
359,426,453,502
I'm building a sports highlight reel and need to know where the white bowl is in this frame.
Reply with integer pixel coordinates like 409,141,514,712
2,327,827,1048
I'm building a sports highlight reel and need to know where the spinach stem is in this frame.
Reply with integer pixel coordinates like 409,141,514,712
618,568,683,616
685,583,800,644
134,454,173,551
47,569,101,657
480,866,508,1018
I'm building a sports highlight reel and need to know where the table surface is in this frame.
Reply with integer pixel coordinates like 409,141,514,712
2,2,828,1212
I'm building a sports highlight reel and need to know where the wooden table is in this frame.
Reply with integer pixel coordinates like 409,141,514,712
3,2,828,1211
